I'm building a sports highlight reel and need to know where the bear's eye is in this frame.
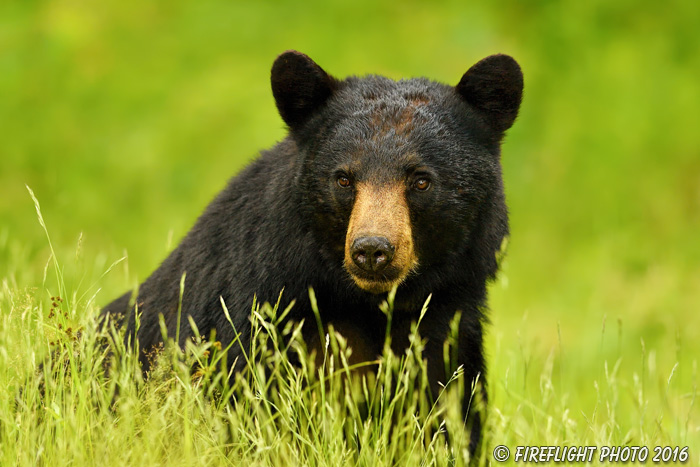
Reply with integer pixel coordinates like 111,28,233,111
413,178,431,191
337,175,352,188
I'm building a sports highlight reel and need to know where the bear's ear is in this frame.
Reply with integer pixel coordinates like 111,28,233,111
456,54,523,132
271,51,337,129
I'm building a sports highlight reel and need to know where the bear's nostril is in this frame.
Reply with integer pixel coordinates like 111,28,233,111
350,236,395,273
374,251,387,266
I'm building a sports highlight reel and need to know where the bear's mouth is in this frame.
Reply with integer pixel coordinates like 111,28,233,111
345,264,408,294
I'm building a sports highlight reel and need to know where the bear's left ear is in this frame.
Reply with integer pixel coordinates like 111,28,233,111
271,50,337,129
456,54,523,132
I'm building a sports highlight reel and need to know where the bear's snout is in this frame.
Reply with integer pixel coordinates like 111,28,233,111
343,182,418,293
350,236,395,273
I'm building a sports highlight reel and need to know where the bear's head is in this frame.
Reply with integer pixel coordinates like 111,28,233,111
271,51,523,295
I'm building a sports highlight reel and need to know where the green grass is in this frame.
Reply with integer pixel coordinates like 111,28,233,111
1,0,699,465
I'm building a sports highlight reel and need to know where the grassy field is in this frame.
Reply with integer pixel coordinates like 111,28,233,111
1,0,698,465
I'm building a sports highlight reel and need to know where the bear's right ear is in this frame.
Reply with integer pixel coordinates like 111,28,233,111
271,51,337,129
456,54,523,133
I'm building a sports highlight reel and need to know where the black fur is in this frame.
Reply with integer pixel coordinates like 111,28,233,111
103,50,523,455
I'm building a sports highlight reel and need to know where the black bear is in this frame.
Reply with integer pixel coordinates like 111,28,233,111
103,50,523,453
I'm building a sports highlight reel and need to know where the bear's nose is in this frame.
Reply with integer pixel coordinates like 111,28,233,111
350,236,395,273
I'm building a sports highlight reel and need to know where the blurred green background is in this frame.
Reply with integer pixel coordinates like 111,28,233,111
1,0,698,422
